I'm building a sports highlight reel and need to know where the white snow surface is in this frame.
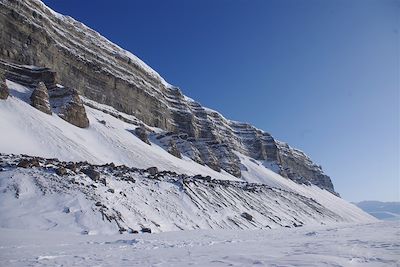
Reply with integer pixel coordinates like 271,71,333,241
0,222,398,267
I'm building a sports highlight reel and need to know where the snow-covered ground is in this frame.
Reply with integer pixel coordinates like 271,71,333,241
0,222,398,267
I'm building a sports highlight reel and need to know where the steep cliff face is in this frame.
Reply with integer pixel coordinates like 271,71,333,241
0,0,337,194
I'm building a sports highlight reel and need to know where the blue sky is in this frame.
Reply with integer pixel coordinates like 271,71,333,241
43,0,399,202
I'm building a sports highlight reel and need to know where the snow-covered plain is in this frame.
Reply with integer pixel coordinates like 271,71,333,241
0,222,398,267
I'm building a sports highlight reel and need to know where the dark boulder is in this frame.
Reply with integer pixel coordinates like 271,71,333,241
141,227,152,233
30,158,40,167
65,162,77,172
193,174,211,182
82,168,100,181
146,167,158,176
17,159,30,168
63,207,70,213
55,166,67,176
193,174,203,180
241,212,253,221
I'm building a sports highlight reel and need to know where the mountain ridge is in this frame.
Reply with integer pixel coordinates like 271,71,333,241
0,0,335,193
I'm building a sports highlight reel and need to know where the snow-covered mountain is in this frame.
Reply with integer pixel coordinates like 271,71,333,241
0,0,376,234
0,0,335,194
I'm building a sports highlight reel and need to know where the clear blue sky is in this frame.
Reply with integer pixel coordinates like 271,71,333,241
43,0,399,202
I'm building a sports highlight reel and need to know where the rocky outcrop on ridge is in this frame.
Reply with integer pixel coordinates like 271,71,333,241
49,86,89,128
0,60,90,128
30,81,52,114
0,0,337,194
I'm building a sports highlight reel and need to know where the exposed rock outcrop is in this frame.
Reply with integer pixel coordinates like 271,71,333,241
276,142,336,195
167,139,181,159
0,61,89,127
58,90,89,128
0,69,8,99
0,0,337,194
30,81,52,114
241,212,253,221
82,167,100,181
146,167,158,176
49,86,89,128
55,166,67,176
17,157,40,168
134,126,151,145
0,60,57,89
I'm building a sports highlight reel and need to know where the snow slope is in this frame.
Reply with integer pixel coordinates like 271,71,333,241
0,81,375,234
0,157,345,234
0,222,398,267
